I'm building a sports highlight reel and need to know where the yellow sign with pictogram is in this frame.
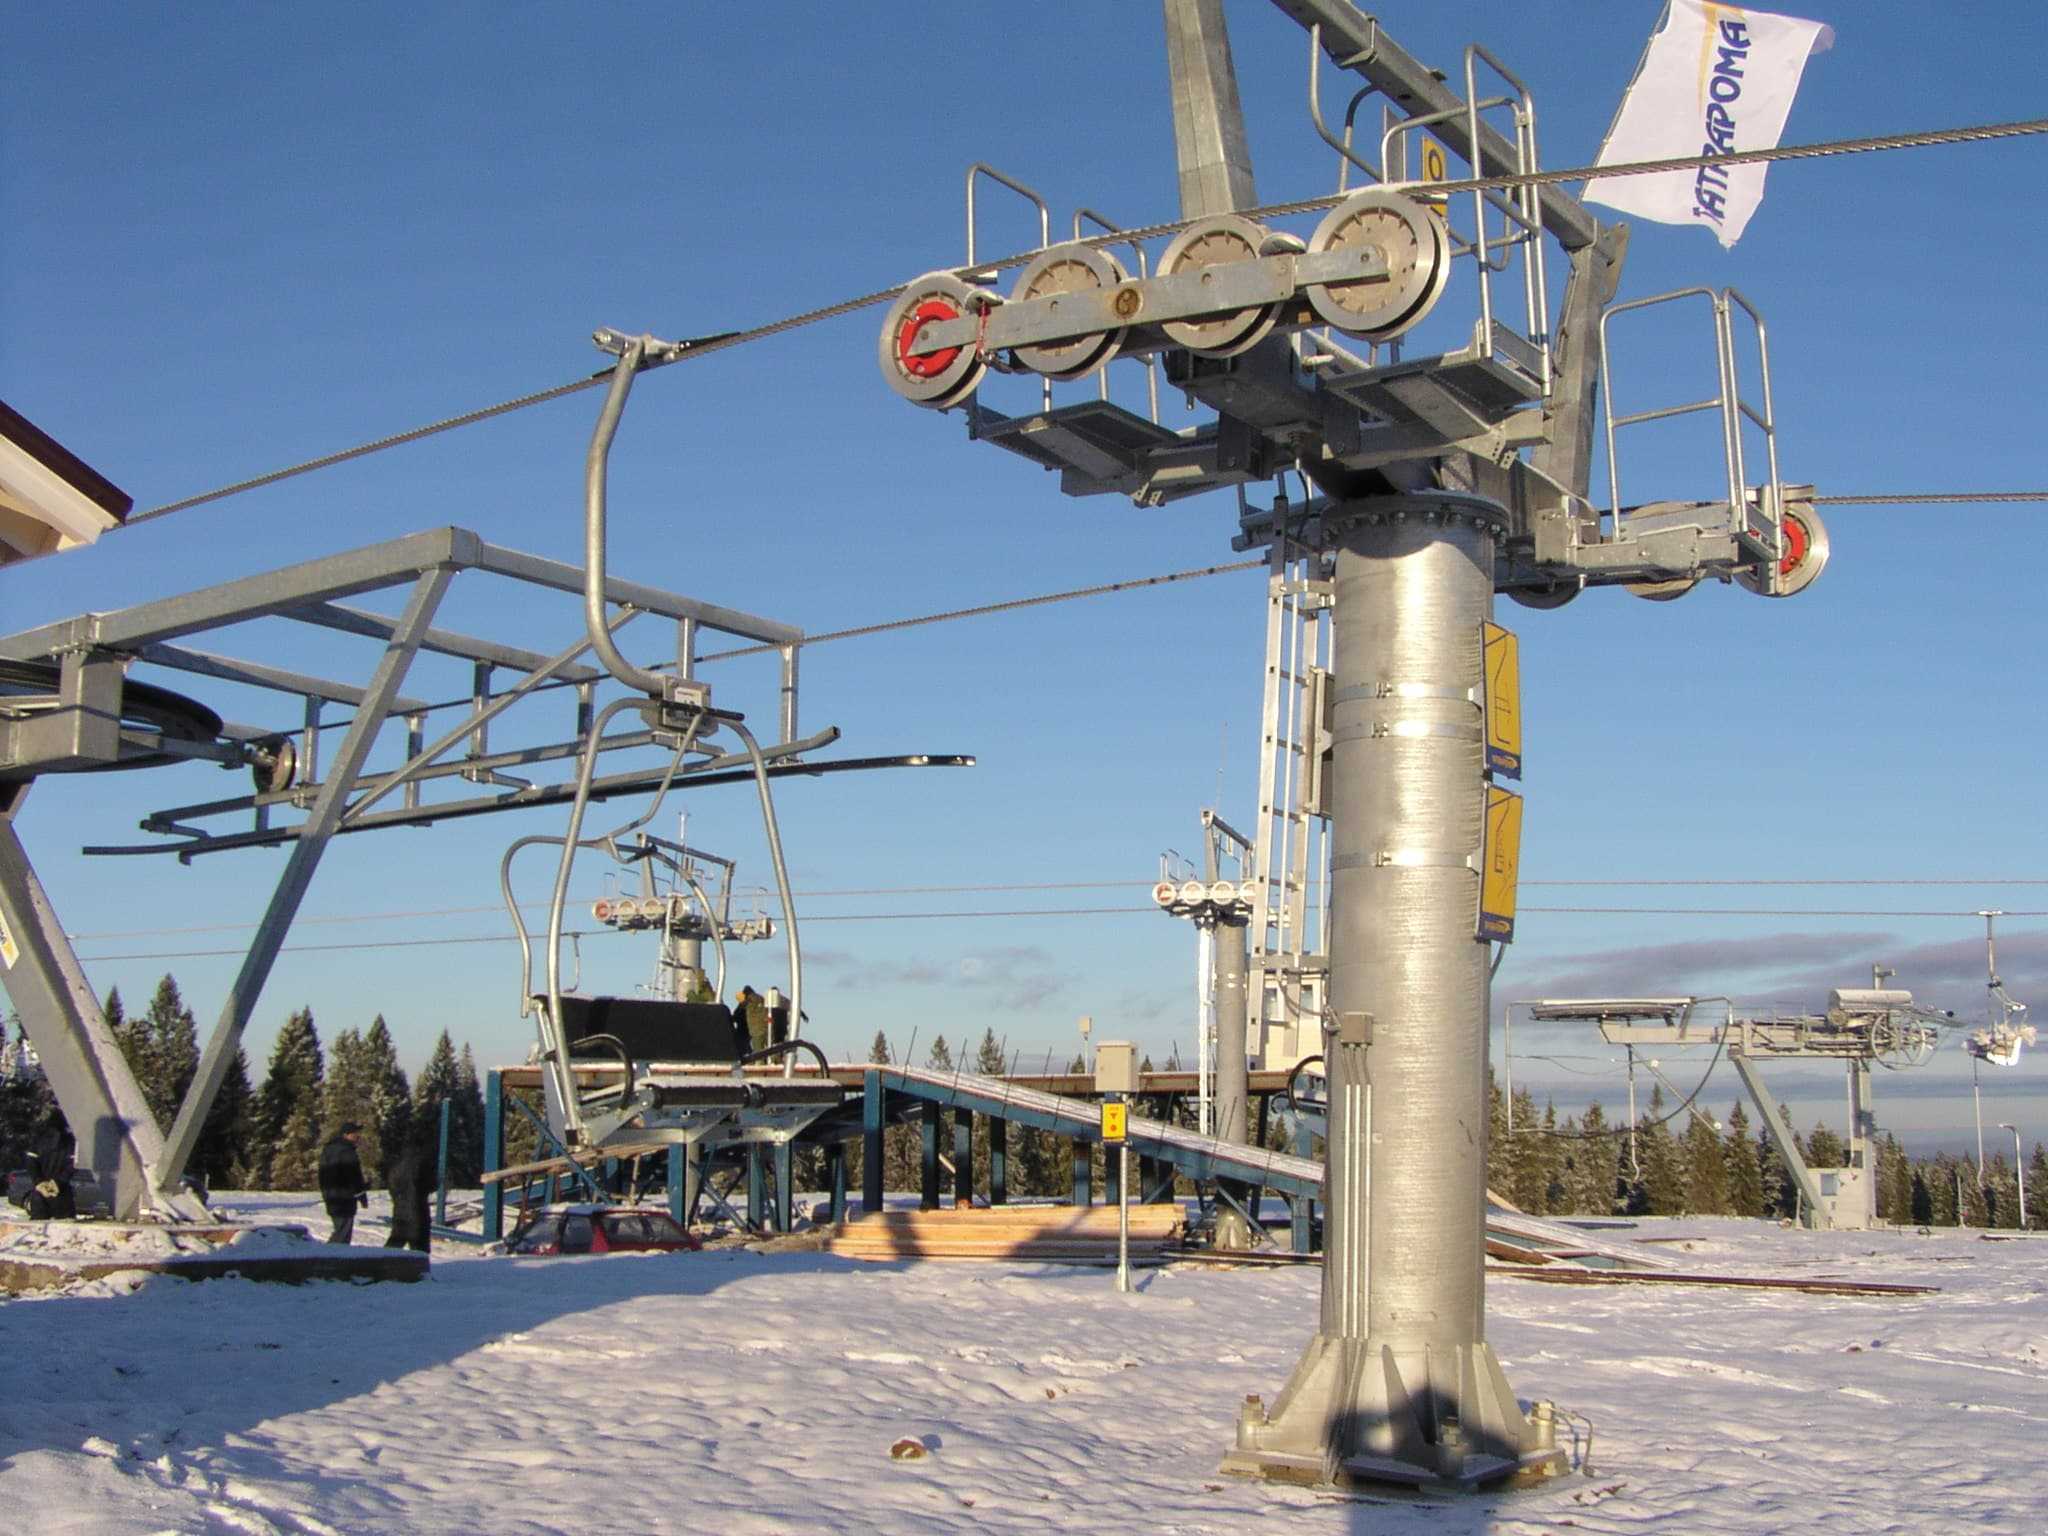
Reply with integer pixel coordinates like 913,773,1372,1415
1482,621,1521,779
1100,1101,1127,1143
1479,786,1523,943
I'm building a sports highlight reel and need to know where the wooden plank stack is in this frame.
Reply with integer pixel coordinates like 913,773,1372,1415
823,1204,1185,1265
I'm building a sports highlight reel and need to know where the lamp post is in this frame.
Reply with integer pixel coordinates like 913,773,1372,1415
1998,1123,2027,1230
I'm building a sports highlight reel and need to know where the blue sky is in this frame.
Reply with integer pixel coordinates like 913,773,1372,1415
3,3,2043,1153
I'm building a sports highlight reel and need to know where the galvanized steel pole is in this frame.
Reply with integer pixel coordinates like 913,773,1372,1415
1224,495,1559,1489
1212,913,1254,1248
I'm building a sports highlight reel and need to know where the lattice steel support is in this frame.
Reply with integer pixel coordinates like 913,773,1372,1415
1222,496,1560,1490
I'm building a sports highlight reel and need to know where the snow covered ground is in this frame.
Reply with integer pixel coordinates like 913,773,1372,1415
2,1198,2043,1535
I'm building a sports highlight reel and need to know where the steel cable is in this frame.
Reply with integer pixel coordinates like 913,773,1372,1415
125,114,2048,524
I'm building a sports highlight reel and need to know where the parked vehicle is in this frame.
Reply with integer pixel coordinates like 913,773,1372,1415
501,1204,700,1256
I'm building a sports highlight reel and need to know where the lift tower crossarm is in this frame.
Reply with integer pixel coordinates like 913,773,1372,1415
1267,0,1601,250
1168,0,1260,217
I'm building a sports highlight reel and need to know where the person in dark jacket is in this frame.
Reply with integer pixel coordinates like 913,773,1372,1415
24,1138,77,1221
735,985,770,1053
318,1123,369,1243
383,1129,437,1254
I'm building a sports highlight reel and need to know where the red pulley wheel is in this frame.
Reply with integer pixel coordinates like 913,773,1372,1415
1777,506,1809,575
878,272,989,409
897,300,963,379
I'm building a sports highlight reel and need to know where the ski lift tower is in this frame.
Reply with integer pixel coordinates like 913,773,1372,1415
876,0,1827,1491
1526,990,1946,1230
1966,910,2035,1174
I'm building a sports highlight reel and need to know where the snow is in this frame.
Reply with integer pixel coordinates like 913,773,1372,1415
2,1199,2044,1534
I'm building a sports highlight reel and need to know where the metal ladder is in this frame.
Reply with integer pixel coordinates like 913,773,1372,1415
1248,534,1331,1070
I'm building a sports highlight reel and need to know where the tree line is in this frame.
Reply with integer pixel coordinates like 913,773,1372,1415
0,973,488,1191
1484,1077,2048,1229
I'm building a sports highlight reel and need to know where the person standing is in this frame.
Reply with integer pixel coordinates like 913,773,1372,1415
735,984,770,1053
383,1129,437,1254
318,1122,369,1243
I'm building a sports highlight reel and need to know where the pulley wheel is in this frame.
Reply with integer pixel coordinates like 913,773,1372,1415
1010,243,1128,381
248,734,297,795
1736,500,1829,598
1506,580,1581,611
1158,215,1282,358
879,272,989,409
1624,576,1701,602
1303,190,1449,341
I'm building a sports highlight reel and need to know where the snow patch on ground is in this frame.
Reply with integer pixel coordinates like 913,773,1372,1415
1,1202,2042,1533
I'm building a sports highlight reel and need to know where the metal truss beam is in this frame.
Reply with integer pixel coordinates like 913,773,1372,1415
1266,0,1599,250
157,567,453,1194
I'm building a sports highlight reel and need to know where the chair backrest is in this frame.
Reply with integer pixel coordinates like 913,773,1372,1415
558,996,745,1064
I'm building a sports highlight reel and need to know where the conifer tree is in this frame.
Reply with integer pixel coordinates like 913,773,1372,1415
925,1035,954,1072
1805,1119,1846,1170
971,1029,1009,1202
1681,1110,1728,1215
254,1008,324,1189
2029,1143,2048,1230
413,1031,459,1122
872,1035,918,1196
268,1094,324,1190
1635,1086,1684,1214
321,1028,381,1178
1538,1102,1567,1212
1485,1070,1508,1190
362,1017,412,1170
1927,1153,1962,1225
451,1045,487,1187
1757,1103,1801,1218
411,1031,467,1185
195,1048,257,1190
1908,1165,1934,1226
1505,1087,1546,1212
1723,1103,1765,1218
1958,1163,1990,1227
0,1015,63,1173
1982,1153,2020,1229
140,975,199,1132
1564,1102,1621,1217
105,986,151,1116
1876,1133,1913,1224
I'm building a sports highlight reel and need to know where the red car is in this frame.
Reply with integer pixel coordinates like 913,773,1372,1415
503,1204,700,1256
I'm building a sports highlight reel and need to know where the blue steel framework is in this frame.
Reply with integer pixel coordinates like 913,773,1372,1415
481,1065,1323,1246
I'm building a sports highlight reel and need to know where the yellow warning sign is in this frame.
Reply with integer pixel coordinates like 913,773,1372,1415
0,907,16,969
1100,1101,1128,1143
1479,786,1523,944
1482,621,1521,780
1420,139,1448,183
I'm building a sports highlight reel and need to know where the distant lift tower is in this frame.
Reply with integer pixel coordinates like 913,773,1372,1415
877,0,1826,1491
1153,809,1258,1248
1525,991,1944,1231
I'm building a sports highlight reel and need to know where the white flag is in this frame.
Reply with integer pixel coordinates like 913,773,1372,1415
1586,1,1834,247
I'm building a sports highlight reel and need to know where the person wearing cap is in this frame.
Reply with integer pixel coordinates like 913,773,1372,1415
317,1122,370,1243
